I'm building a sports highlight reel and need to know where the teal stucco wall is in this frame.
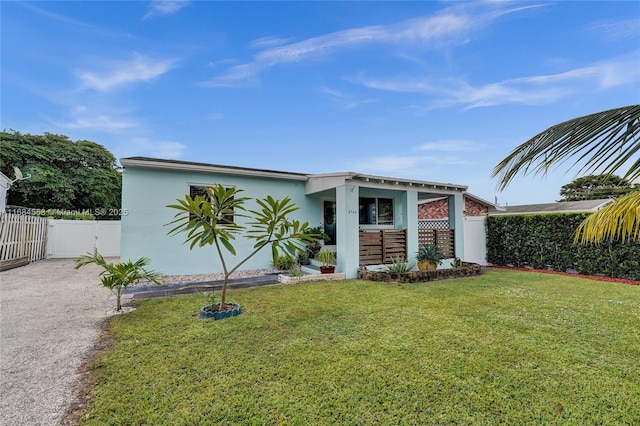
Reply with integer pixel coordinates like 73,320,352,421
121,166,318,275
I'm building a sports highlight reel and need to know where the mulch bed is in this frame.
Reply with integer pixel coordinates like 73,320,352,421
488,265,639,286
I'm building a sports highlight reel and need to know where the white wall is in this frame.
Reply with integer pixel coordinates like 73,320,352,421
46,220,121,258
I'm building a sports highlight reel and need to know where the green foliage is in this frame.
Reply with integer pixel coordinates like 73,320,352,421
415,243,445,265
0,131,122,215
316,249,336,266
80,272,640,424
287,263,304,277
272,253,296,270
487,213,640,279
74,252,164,311
384,255,416,272
166,184,317,307
558,174,634,202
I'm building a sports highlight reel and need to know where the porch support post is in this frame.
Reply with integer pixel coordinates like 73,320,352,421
336,184,359,279
448,192,465,260
403,190,419,261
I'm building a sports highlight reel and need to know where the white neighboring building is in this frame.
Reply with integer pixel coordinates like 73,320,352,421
0,171,11,213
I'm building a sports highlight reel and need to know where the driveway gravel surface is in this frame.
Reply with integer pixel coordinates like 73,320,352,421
0,258,117,426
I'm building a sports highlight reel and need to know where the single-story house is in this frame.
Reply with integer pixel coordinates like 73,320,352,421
121,157,471,278
488,198,615,216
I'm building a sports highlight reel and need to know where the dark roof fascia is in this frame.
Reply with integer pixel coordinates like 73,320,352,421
120,157,309,181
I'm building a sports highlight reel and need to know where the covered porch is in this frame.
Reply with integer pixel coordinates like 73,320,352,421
306,173,467,278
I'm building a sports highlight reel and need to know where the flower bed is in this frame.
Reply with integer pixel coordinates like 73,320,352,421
358,262,482,283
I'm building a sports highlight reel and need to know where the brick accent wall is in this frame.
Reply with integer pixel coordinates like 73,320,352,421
418,197,488,219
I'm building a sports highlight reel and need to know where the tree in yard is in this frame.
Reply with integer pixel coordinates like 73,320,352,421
0,131,121,215
166,184,318,310
75,252,164,311
492,104,639,243
558,174,635,202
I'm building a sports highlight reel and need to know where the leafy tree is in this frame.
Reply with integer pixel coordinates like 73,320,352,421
558,174,634,202
166,184,317,311
75,252,164,311
492,105,639,243
0,131,122,215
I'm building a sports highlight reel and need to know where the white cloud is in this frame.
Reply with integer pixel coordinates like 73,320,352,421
204,2,531,88
352,154,470,178
55,105,138,131
320,87,376,110
249,36,292,49
144,0,190,19
77,54,176,91
205,112,223,121
417,139,484,152
119,137,188,159
587,18,640,41
357,52,640,109
203,63,259,88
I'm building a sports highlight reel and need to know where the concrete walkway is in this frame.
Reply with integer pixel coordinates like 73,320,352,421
0,258,114,426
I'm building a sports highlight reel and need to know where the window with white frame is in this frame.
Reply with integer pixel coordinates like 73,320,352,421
359,197,394,226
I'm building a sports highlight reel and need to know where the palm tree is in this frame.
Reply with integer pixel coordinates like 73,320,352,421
75,252,164,311
492,104,640,243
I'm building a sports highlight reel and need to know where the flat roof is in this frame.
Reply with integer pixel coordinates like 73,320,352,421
121,156,468,193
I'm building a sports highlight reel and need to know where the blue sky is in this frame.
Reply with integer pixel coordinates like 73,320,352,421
2,1,639,205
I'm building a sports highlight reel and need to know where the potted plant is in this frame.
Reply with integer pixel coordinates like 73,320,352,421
316,249,336,274
415,244,445,271
303,226,330,259
297,250,310,265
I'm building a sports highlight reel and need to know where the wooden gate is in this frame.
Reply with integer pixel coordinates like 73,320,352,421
0,213,48,269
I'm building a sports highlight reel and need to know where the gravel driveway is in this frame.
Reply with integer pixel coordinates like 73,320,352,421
0,258,119,426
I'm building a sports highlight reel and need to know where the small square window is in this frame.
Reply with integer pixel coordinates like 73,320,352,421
188,185,234,224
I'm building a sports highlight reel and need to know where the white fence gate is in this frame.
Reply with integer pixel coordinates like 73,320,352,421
46,220,121,258
463,216,487,265
0,213,48,263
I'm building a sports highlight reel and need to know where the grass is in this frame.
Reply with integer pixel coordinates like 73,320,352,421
81,270,640,425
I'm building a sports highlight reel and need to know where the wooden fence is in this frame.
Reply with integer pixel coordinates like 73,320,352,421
0,213,48,265
359,229,407,265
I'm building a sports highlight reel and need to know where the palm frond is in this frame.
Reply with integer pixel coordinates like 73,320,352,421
575,189,640,244
492,105,640,191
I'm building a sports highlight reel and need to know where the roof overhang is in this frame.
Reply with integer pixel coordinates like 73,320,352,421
121,157,309,181
306,172,467,195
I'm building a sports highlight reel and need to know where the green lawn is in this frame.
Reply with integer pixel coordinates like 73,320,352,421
81,270,640,425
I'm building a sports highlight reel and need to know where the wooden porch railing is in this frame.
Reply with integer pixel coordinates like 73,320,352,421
359,229,407,265
418,229,455,258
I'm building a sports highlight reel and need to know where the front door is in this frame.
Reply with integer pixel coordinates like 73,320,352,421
323,200,337,245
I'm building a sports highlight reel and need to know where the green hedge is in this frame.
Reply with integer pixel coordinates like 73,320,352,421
487,213,640,280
